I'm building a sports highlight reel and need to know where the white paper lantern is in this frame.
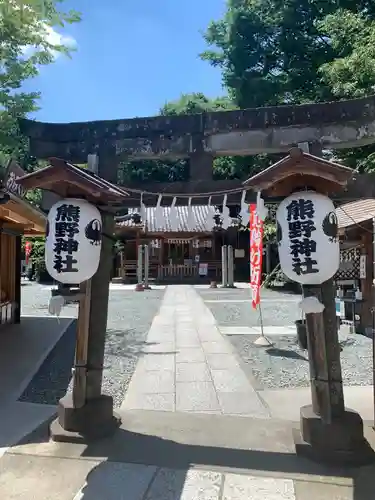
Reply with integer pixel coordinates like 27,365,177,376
276,191,339,285
45,198,102,284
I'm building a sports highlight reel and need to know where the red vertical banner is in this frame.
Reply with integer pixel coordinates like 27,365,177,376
249,204,263,309
25,241,32,265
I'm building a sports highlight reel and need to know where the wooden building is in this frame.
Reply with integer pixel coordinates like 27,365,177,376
114,205,251,283
335,199,375,334
0,160,46,325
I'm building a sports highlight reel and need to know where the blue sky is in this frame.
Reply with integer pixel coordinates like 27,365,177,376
22,0,226,123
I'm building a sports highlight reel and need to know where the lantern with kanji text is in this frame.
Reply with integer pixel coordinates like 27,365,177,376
45,198,102,284
276,191,339,285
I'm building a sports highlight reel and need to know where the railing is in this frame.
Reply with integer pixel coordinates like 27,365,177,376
158,264,198,280
119,260,222,282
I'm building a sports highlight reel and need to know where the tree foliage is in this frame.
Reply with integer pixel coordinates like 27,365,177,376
201,0,375,172
0,0,80,170
119,93,235,183
317,10,375,171
160,92,237,115
118,92,276,183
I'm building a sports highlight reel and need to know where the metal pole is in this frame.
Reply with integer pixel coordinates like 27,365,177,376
137,243,143,284
227,245,234,287
144,244,150,289
221,245,228,287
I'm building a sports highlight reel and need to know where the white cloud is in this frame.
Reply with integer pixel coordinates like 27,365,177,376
43,25,77,55
6,1,77,59
22,24,77,59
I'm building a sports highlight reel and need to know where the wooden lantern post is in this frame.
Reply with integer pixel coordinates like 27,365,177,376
244,147,374,465
16,158,129,443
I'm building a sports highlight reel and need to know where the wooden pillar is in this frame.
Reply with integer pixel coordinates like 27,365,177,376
14,235,21,324
189,151,213,180
51,150,121,443
294,144,370,465
360,232,372,333
302,281,345,420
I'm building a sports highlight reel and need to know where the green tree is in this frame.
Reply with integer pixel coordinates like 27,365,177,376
317,10,375,171
160,92,237,115
119,93,238,183
0,0,80,170
118,92,275,182
201,0,375,108
201,0,375,172
318,10,375,99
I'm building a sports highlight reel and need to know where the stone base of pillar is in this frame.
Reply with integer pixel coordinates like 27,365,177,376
134,283,144,291
50,394,121,444
293,405,375,466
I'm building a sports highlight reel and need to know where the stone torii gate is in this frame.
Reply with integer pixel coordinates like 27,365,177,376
19,94,375,185
17,96,375,444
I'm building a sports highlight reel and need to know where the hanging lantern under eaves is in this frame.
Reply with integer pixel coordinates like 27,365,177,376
45,198,102,284
276,191,339,285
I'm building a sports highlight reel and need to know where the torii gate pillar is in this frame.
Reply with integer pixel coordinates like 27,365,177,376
244,147,374,466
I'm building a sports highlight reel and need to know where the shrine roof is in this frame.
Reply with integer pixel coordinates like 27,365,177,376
116,205,218,233
243,148,354,193
336,198,375,229
15,158,129,206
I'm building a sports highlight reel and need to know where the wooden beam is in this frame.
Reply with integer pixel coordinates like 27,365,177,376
1,222,34,232
4,199,46,233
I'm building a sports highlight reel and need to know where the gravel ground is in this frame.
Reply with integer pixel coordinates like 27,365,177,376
197,287,373,390
19,283,165,408
197,287,302,327
229,331,373,390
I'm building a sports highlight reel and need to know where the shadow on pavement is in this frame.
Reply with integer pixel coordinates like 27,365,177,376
12,411,375,499
265,347,308,361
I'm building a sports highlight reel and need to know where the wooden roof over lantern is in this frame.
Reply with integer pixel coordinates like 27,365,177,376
15,157,129,206
0,160,46,235
243,147,354,197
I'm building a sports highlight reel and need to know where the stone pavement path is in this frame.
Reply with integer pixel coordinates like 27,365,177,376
0,285,368,499
0,455,297,500
121,285,269,417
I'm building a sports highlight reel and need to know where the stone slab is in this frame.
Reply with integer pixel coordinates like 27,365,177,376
0,453,98,500
293,479,353,500
205,354,241,370
176,362,211,382
122,392,175,411
219,326,297,336
176,381,221,412
142,343,176,354
261,386,375,422
73,461,157,500
222,473,296,500
201,341,231,354
12,409,353,482
217,392,270,418
176,347,206,363
121,285,268,417
131,370,175,394
145,468,222,500
137,354,175,371
210,369,251,393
